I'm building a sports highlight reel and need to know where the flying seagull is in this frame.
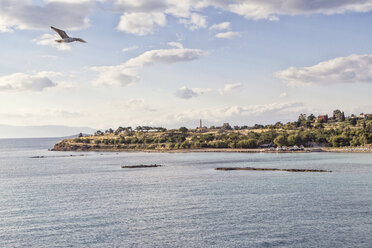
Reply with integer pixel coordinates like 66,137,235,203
51,26,87,43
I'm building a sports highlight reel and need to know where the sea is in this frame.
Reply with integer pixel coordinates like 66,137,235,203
0,137,371,247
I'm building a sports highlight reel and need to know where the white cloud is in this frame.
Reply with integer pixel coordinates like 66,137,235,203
209,21,230,30
226,0,372,21
179,13,207,30
155,102,304,125
4,1,372,35
112,0,169,12
91,65,139,87
108,0,372,36
0,0,93,32
117,12,166,35
167,41,184,49
279,92,288,98
219,83,242,94
0,108,83,123
124,47,206,67
32,34,71,51
122,46,139,53
40,55,58,59
0,71,59,92
92,45,205,86
215,31,241,39
102,101,305,128
174,86,211,99
123,98,156,112
276,54,372,86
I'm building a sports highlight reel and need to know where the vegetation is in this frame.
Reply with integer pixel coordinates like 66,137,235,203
53,110,372,151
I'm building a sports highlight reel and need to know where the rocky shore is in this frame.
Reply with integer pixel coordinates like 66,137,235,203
52,142,325,153
52,140,372,154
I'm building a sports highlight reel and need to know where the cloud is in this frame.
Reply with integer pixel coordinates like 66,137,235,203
112,0,169,12
209,21,231,30
117,12,166,35
3,1,372,35
0,108,83,122
167,41,184,49
122,45,139,53
0,71,59,92
91,65,139,87
123,98,156,112
92,44,206,86
0,0,93,32
226,0,372,21
179,13,207,30
215,31,241,39
219,83,242,94
32,34,71,51
279,92,288,98
108,0,372,36
174,86,211,99
105,101,305,128
124,47,206,67
155,102,305,125
276,54,372,86
40,55,58,59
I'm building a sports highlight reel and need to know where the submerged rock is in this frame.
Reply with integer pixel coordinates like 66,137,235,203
121,164,162,168
215,167,331,172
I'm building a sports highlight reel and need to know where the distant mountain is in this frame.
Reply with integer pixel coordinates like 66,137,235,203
0,124,97,138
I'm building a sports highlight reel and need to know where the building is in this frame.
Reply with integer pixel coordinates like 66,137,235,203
317,115,328,122
360,114,372,119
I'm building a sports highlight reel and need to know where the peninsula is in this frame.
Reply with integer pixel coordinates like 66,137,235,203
53,110,372,153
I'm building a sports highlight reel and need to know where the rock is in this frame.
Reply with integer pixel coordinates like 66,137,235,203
215,167,331,172
121,164,162,168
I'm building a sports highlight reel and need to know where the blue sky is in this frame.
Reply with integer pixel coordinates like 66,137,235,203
1,0,372,129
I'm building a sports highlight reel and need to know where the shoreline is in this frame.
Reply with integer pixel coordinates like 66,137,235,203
51,147,372,154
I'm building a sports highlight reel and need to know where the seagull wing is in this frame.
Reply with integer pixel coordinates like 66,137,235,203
51,26,69,39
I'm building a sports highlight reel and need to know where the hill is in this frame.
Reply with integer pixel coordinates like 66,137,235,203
52,112,372,152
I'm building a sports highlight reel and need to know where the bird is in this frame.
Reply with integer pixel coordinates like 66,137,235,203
51,26,87,43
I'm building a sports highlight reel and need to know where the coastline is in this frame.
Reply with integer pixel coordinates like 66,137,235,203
51,146,372,153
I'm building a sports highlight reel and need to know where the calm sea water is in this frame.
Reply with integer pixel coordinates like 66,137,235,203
0,138,371,247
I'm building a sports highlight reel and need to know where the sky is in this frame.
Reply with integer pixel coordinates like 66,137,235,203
1,0,372,129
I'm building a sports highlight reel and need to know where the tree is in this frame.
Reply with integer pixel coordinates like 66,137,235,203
253,124,264,129
330,135,350,147
274,122,283,129
298,113,307,122
287,134,302,146
333,109,345,122
94,130,104,136
105,128,114,134
237,139,258,148
222,123,232,130
314,122,324,129
349,118,357,126
179,127,188,133
304,120,313,128
307,114,316,121
274,135,288,147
